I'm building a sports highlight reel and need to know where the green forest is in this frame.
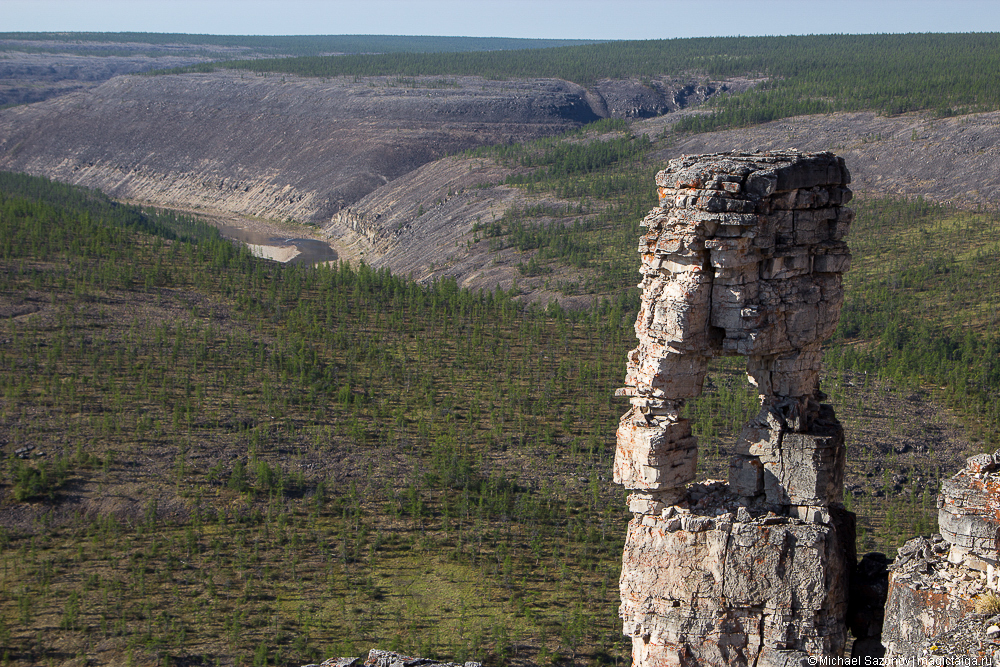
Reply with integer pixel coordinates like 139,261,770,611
0,173,638,665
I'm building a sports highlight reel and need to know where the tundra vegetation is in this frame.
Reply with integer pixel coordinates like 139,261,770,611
0,30,999,667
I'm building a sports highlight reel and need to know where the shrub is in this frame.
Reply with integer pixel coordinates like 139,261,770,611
975,591,1000,616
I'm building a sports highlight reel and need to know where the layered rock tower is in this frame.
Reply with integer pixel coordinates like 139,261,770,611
614,151,856,667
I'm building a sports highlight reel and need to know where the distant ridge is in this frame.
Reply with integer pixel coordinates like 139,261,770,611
207,33,1000,123
0,32,605,57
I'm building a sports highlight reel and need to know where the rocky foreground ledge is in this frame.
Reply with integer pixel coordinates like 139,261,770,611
304,649,482,667
882,451,1000,663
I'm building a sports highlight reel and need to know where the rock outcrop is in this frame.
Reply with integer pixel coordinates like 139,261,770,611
614,151,856,667
881,534,977,660
304,649,481,667
939,453,1000,582
882,452,1000,662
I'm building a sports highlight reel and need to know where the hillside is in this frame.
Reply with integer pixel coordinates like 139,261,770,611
1,32,1000,666
308,109,1000,302
649,110,1000,203
0,51,210,108
0,174,641,665
0,34,597,108
221,34,1000,120
5,32,1000,306
0,70,733,228
7,66,1000,304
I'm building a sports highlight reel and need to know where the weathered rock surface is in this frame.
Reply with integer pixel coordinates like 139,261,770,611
614,152,856,667
914,611,1000,665
323,155,525,271
882,452,1000,662
616,150,853,506
938,455,1000,571
620,482,855,667
882,535,979,661
303,649,481,667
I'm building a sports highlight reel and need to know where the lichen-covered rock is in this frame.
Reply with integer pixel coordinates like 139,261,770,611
938,456,1000,565
882,536,981,662
878,454,1000,663
917,612,1000,665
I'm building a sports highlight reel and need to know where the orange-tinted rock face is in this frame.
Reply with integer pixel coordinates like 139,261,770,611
615,152,856,667
880,534,980,661
876,455,1000,662
938,462,1000,562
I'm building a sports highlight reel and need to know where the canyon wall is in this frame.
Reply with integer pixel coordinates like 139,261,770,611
0,71,730,226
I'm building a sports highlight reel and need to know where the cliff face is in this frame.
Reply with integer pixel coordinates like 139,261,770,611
0,71,726,227
0,71,598,223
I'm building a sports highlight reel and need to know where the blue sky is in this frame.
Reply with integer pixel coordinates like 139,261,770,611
4,0,1000,39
